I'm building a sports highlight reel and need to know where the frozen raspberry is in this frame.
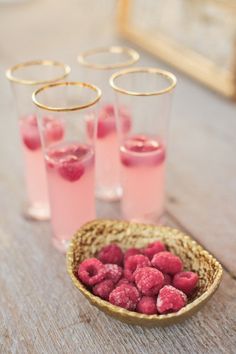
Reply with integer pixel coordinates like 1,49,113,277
142,241,166,260
116,277,131,287
120,136,165,167
124,254,151,281
78,258,106,286
157,285,187,314
173,272,199,295
96,104,116,138
58,156,84,182
134,267,164,296
21,115,41,150
126,135,160,153
137,296,157,315
87,104,131,139
98,244,123,266
104,264,123,284
43,116,64,143
151,251,183,275
93,279,114,300
124,248,141,261
163,273,172,286
119,106,132,134
109,284,140,311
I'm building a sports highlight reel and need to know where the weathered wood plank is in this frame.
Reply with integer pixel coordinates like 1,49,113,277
0,195,236,354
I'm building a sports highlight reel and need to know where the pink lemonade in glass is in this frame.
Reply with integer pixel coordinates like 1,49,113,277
45,142,95,252
87,104,131,200
19,115,64,219
120,135,166,223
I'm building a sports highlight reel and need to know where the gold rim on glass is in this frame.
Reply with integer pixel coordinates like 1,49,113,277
77,46,139,70
32,82,102,112
6,60,71,85
110,67,177,96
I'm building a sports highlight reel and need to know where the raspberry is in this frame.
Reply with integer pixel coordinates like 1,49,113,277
109,284,140,311
163,273,172,286
142,241,166,260
87,104,131,139
173,272,198,295
104,264,123,284
78,258,106,286
137,296,157,315
151,251,183,275
124,248,141,261
98,244,123,266
124,254,151,281
134,267,164,296
58,156,84,182
120,136,165,167
43,116,64,143
125,135,160,153
93,279,114,300
46,144,89,171
74,145,89,159
21,115,41,151
119,106,131,134
157,285,187,314
116,277,131,287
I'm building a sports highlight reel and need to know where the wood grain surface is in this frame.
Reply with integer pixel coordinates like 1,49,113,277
0,1,236,353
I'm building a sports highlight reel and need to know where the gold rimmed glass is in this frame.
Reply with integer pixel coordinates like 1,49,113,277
32,82,102,253
78,46,139,201
110,67,177,224
6,60,71,221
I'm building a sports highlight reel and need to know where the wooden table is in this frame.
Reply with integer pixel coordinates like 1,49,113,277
0,1,236,353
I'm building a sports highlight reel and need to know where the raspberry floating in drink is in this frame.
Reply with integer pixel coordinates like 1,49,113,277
45,141,95,245
43,116,64,144
120,134,166,223
21,115,41,151
87,104,132,201
58,156,85,182
19,114,63,219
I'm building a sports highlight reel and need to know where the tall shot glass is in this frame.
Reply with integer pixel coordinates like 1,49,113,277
32,82,101,252
6,60,70,220
78,46,139,201
110,68,177,224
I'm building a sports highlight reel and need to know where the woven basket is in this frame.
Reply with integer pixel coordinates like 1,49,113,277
67,219,223,327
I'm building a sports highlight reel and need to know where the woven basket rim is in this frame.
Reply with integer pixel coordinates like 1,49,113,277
66,219,223,322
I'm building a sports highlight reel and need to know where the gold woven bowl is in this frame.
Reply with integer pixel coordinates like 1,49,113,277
66,219,223,327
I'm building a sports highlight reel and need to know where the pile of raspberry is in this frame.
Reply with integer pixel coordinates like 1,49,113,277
77,241,198,315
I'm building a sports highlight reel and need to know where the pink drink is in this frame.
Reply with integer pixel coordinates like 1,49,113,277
120,135,166,223
19,115,64,219
87,104,131,200
45,142,95,252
